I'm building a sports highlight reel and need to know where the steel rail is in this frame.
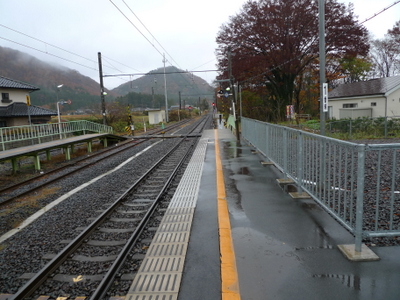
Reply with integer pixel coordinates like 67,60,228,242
0,138,144,205
91,137,197,299
0,119,192,205
10,135,192,300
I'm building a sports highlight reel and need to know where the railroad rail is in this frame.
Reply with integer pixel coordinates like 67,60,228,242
11,135,196,299
0,119,194,205
1,114,211,299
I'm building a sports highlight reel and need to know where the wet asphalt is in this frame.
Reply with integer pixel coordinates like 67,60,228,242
179,120,400,300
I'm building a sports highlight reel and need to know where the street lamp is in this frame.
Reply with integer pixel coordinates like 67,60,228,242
56,84,63,139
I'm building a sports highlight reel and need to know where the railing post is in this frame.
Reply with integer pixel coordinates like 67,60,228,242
283,128,288,179
297,132,304,193
1,128,4,151
355,144,366,252
265,123,269,159
350,119,352,139
384,116,388,138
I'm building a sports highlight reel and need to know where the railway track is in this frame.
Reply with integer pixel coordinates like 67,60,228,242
11,135,196,300
0,119,192,205
0,114,212,299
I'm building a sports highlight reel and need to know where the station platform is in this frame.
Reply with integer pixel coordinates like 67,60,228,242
0,133,127,171
126,119,400,300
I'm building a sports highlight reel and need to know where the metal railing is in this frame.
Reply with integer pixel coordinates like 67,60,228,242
0,120,113,151
328,116,400,139
242,117,400,251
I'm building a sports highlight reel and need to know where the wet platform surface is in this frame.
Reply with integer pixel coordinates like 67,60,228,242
179,121,400,300
3,120,400,299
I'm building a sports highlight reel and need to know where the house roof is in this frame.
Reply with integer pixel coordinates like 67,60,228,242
0,76,40,91
0,102,57,117
329,76,400,99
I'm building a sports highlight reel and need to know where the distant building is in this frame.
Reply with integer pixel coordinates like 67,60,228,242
328,76,400,119
147,109,165,125
0,76,57,127
169,105,180,110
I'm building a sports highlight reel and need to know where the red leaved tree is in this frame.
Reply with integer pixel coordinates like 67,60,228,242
216,0,369,121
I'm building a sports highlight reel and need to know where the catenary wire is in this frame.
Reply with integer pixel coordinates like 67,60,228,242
0,36,98,72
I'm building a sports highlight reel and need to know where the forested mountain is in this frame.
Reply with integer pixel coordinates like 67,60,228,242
112,66,214,105
0,46,105,111
0,47,214,112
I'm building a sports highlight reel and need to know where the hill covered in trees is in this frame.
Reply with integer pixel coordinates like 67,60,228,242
0,47,215,112
111,66,214,107
0,46,106,111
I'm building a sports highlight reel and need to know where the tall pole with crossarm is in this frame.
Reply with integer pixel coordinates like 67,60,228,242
228,46,240,141
98,52,107,125
319,0,326,136
163,53,169,123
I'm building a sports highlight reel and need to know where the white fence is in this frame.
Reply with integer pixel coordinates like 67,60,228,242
0,120,113,151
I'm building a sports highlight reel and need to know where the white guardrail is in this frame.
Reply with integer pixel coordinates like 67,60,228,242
0,120,113,151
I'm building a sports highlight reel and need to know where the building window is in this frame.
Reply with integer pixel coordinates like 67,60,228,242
371,102,377,106
343,103,358,108
1,93,12,103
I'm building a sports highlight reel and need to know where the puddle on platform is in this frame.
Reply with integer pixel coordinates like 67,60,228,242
312,273,361,290
295,245,334,250
301,202,319,210
223,141,242,159
238,166,250,175
225,174,244,213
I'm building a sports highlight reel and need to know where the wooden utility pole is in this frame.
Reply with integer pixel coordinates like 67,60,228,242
98,52,106,125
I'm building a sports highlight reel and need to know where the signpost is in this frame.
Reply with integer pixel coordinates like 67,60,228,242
57,99,72,139
322,83,328,113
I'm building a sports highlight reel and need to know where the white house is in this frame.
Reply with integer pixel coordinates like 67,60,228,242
328,76,400,119
147,109,166,125
0,76,57,127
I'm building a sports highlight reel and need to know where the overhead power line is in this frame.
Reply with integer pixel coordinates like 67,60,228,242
0,23,142,77
120,0,180,68
360,1,400,25
227,1,400,85
108,0,204,95
108,0,164,58
0,23,98,65
0,36,98,72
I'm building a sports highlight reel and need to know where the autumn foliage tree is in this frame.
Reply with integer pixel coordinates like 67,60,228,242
216,0,369,122
369,21,400,78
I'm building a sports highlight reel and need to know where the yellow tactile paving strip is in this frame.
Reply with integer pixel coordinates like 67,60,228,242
215,129,241,300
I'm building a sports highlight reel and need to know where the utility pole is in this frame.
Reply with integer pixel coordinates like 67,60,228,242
98,52,106,125
163,53,169,123
318,0,326,136
228,46,240,141
197,97,199,116
152,86,155,108
179,91,182,110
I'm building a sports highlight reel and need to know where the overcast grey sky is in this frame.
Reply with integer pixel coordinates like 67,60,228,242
1,0,399,89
